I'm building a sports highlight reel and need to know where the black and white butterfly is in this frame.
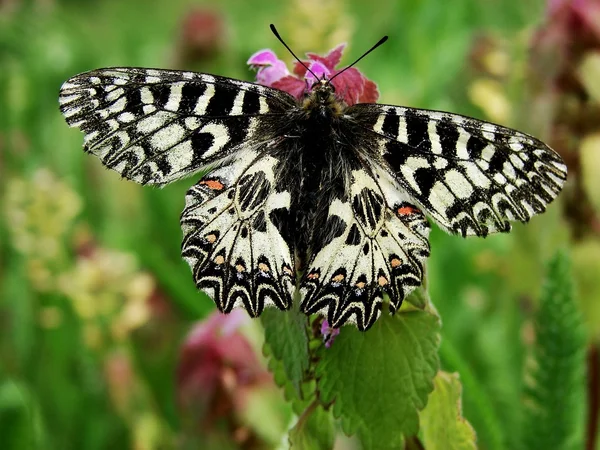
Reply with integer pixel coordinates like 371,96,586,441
59,31,566,331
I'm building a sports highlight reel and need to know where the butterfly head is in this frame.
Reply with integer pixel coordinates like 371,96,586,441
302,79,345,118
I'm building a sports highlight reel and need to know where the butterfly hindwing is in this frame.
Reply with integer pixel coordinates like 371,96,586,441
300,168,431,331
349,104,567,237
59,68,294,185
180,145,295,316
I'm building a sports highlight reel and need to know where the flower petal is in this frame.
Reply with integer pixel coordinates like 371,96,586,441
247,49,290,86
320,319,340,348
305,61,331,87
306,43,346,70
331,67,379,106
272,75,307,99
358,79,379,103
293,60,309,77
246,49,280,66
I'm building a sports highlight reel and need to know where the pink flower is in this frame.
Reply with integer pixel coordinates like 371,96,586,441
248,44,379,106
177,310,273,430
247,49,290,86
177,9,225,63
546,0,600,39
532,0,600,65
320,319,340,348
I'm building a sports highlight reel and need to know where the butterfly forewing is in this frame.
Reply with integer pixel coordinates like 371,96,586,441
348,104,567,237
59,68,295,185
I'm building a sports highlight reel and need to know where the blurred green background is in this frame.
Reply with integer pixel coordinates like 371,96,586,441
1,0,598,448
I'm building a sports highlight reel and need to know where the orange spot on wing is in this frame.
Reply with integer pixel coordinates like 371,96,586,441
201,179,225,190
332,274,345,283
390,257,402,268
307,272,320,280
397,205,419,216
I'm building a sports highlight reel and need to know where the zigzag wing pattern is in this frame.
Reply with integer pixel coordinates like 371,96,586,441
300,168,431,331
59,68,294,185
349,104,567,237
180,147,295,316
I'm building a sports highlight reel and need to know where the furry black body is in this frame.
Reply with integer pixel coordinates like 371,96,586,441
268,81,367,269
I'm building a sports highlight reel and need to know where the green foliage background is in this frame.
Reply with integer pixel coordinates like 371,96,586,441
0,0,595,449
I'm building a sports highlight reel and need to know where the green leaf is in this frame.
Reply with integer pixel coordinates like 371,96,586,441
266,353,314,415
420,371,477,450
316,308,440,450
520,250,586,450
241,385,294,448
261,301,310,395
289,402,335,450
439,339,504,450
405,285,430,310
0,379,46,450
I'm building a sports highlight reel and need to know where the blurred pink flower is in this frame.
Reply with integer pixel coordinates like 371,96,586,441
532,0,600,80
104,352,135,416
546,0,600,39
176,8,225,64
177,310,272,430
528,0,600,238
248,44,379,106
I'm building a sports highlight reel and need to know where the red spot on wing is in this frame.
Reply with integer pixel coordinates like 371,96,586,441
397,205,420,216
307,271,320,280
200,179,225,191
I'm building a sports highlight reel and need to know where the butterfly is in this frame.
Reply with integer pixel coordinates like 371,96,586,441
59,27,567,331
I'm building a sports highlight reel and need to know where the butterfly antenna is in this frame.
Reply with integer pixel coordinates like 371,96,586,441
270,24,320,81
329,35,388,82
